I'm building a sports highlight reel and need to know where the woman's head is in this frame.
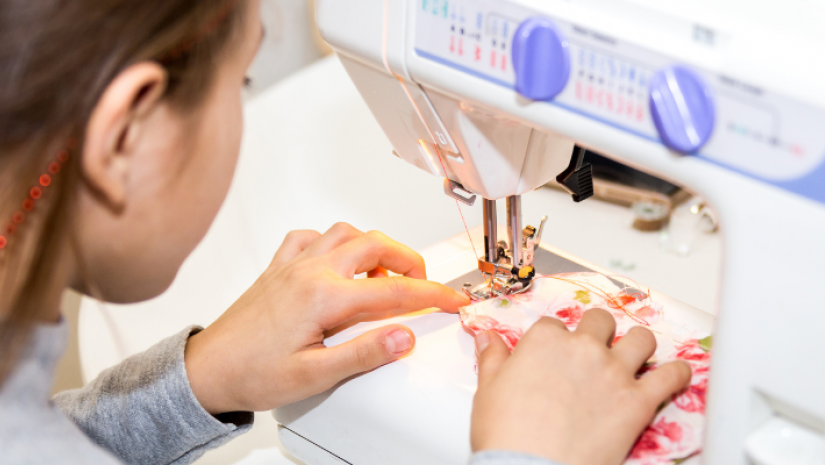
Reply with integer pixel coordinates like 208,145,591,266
0,0,263,379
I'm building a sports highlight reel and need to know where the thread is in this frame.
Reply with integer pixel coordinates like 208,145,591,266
535,274,654,326
455,201,479,260
383,60,481,260
427,141,480,260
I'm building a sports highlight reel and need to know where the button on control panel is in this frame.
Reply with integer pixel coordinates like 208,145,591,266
511,17,570,101
649,66,716,153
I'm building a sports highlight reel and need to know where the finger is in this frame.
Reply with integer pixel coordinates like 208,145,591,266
299,222,364,259
476,331,510,388
574,308,616,346
516,316,568,350
326,230,427,279
638,360,692,406
367,265,389,279
269,230,321,268
331,277,469,321
612,326,657,372
308,324,415,383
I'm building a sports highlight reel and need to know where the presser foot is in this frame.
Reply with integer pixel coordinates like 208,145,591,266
463,276,533,301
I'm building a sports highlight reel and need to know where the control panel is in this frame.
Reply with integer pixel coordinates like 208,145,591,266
417,0,519,86
413,0,825,204
557,41,655,138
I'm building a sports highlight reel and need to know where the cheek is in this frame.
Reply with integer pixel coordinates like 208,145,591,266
207,93,243,206
180,91,244,242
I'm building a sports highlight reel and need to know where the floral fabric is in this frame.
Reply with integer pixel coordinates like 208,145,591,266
460,272,711,464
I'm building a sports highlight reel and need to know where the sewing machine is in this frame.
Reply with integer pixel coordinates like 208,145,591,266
274,1,825,464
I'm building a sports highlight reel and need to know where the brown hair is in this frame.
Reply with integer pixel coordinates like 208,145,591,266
0,0,247,384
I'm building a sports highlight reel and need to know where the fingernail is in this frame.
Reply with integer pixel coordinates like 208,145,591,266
386,329,413,355
455,290,470,303
475,332,490,356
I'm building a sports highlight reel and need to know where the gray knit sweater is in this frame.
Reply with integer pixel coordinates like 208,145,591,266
0,320,559,465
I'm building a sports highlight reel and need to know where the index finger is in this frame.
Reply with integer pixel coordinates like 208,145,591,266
269,230,322,268
299,222,364,259
325,230,427,279
324,277,469,324
574,308,616,346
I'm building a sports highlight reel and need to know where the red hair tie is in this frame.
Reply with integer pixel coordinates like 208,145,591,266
0,138,76,251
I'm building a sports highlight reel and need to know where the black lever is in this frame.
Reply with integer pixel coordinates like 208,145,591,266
556,146,594,203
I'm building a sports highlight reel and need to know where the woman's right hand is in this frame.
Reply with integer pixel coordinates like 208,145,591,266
471,309,692,465
185,223,469,415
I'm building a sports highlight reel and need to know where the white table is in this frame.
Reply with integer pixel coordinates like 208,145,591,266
79,56,721,465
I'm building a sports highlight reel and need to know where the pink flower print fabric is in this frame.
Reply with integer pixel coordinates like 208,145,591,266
460,272,712,464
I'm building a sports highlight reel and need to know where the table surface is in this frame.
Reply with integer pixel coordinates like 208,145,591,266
78,56,722,465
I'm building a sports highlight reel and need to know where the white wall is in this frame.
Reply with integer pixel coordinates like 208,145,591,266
244,0,329,97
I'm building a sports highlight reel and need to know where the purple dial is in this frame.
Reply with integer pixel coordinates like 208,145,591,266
649,66,716,153
512,17,570,101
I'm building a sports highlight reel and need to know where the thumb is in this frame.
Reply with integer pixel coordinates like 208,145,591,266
476,331,510,388
314,324,416,383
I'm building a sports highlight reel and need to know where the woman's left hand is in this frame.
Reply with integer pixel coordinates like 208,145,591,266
184,223,470,414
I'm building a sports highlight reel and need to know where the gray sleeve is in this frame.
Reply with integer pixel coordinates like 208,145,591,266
470,451,566,465
53,326,253,465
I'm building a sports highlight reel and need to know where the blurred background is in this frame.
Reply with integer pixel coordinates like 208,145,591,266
243,0,330,99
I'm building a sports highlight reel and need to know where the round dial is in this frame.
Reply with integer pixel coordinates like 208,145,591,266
649,66,716,153
512,17,570,101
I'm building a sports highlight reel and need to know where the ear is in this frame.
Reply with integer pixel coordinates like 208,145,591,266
82,62,168,210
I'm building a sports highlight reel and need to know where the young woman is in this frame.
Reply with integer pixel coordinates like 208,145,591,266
0,1,691,464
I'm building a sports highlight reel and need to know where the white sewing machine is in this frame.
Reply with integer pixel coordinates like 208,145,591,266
274,1,825,464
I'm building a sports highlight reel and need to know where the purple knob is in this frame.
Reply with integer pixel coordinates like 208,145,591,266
649,66,716,153
512,17,570,101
